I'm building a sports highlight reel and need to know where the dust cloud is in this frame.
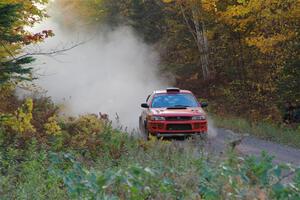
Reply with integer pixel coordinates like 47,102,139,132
28,8,170,129
207,117,218,138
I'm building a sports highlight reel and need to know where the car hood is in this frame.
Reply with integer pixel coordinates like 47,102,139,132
149,107,206,116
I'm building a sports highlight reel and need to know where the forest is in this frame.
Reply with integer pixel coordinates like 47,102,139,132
0,0,300,199
1,0,300,123
53,0,300,123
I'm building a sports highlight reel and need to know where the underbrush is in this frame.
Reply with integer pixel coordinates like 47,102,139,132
212,115,300,149
0,89,300,199
1,127,300,199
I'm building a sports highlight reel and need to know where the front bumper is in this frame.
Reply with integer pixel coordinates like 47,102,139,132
156,132,207,137
147,120,208,137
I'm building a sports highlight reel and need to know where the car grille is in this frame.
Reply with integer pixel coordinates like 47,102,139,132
165,116,192,121
167,124,192,131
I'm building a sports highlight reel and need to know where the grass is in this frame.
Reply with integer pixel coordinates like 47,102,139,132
212,115,300,149
0,94,299,199
1,128,300,199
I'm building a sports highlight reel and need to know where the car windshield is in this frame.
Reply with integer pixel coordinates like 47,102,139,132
151,93,199,108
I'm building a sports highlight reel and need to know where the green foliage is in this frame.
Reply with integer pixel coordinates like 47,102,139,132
57,0,166,43
50,153,177,199
0,2,33,84
0,139,67,200
0,3,22,42
125,0,166,43
0,0,50,85
46,144,300,199
0,101,300,199
0,57,36,85
1,1,300,198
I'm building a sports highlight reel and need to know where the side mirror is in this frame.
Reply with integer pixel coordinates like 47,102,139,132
141,103,149,108
201,102,208,108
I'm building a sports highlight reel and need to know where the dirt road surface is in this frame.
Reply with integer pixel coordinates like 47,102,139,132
207,128,300,167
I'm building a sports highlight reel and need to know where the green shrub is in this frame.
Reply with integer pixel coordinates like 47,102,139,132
47,139,300,200
50,152,177,199
0,93,299,199
1,125,299,200
0,140,67,200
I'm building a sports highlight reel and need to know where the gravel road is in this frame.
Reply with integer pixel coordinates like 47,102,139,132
207,128,300,166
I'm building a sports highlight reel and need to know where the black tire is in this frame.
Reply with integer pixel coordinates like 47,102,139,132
144,121,150,140
139,118,150,140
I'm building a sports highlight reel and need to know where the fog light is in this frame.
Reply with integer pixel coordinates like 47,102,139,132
151,123,164,130
192,115,206,120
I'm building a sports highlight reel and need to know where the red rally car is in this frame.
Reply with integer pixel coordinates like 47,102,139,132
139,88,208,139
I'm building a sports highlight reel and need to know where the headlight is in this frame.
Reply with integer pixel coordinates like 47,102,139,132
192,115,206,120
150,116,166,121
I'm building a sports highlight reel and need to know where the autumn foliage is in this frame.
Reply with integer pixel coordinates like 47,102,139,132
0,0,53,85
56,0,300,123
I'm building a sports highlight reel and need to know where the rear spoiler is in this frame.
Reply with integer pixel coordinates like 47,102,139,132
166,87,180,93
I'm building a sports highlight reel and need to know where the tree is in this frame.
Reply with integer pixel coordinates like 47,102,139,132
53,0,300,123
56,0,166,44
0,0,51,85
215,0,300,119
163,0,212,79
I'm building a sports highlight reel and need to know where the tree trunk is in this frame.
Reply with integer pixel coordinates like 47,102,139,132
191,3,210,79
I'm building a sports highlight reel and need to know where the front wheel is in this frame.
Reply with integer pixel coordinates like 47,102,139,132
139,118,150,140
145,128,151,140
